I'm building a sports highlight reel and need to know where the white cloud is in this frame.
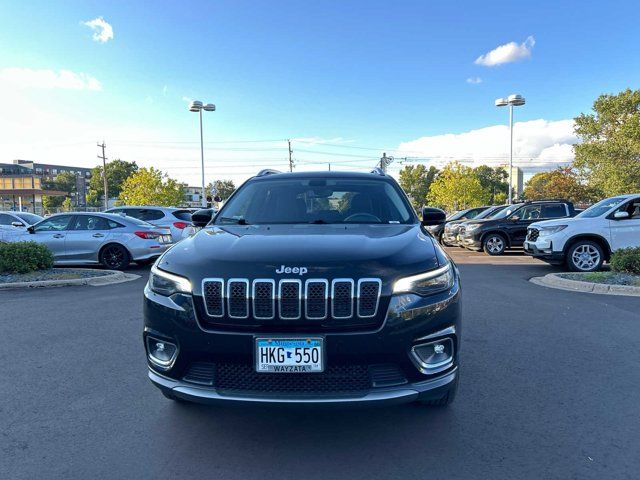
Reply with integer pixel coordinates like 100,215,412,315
0,67,102,91
396,119,577,170
475,36,535,67
83,17,113,43
466,77,482,84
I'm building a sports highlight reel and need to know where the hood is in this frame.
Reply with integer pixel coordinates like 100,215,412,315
158,223,441,288
529,217,584,229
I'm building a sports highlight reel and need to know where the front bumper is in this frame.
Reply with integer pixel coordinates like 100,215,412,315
459,232,482,250
523,240,565,264
149,367,458,406
442,231,460,245
143,276,461,405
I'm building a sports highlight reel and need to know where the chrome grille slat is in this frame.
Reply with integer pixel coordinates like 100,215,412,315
331,279,354,319
227,279,249,319
305,279,328,320
202,278,224,317
201,277,381,322
357,278,382,318
279,280,302,320
252,279,275,320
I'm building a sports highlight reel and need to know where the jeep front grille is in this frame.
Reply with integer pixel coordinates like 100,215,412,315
201,277,382,323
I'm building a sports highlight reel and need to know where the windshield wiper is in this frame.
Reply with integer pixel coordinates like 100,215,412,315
219,217,249,225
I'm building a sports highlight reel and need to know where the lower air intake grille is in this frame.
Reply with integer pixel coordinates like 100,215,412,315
216,363,371,394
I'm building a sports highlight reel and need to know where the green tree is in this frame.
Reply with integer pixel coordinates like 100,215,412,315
41,171,77,212
427,162,489,212
88,159,138,206
398,164,439,210
118,167,184,206
523,167,597,204
573,88,640,196
206,179,236,201
473,165,508,204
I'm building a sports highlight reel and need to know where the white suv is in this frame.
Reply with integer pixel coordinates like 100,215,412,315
524,194,640,272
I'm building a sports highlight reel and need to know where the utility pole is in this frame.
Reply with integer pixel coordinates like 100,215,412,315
288,139,294,172
97,141,108,211
379,152,393,173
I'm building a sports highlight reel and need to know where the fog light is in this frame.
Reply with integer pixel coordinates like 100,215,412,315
146,336,178,369
411,338,454,374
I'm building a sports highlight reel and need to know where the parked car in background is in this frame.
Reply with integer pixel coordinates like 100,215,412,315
525,194,640,271
17,212,173,269
0,211,43,241
441,205,509,247
426,206,490,244
458,200,575,255
105,206,193,243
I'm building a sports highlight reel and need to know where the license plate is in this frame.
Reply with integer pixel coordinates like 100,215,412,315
255,338,323,373
160,234,172,244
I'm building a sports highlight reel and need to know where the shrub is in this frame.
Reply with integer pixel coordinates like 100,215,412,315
610,247,640,275
0,241,55,274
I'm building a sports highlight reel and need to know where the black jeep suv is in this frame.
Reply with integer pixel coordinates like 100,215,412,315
143,169,461,406
458,199,575,255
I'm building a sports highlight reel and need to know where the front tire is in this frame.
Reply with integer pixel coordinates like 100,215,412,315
566,241,604,272
99,244,130,270
483,234,506,256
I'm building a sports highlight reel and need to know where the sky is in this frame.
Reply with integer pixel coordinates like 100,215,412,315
1,0,639,186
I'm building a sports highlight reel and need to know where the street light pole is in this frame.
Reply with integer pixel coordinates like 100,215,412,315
198,108,205,208
495,94,525,204
509,103,513,205
189,100,216,208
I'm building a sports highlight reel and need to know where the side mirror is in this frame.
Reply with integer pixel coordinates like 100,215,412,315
421,207,446,226
614,211,630,220
11,221,24,228
27,225,35,234
191,209,213,227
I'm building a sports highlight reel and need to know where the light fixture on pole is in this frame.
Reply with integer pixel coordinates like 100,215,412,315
495,94,525,204
189,100,216,207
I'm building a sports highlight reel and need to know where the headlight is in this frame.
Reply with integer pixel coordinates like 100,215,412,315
393,263,454,296
149,265,192,296
464,223,481,232
538,225,568,237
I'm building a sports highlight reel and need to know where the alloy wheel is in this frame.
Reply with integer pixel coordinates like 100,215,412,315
102,245,127,269
571,244,601,271
486,236,504,254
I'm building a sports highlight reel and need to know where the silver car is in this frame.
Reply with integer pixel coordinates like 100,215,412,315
0,211,44,241
17,212,173,269
105,206,193,243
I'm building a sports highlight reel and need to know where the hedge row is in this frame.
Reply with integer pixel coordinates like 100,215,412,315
610,247,640,275
0,241,54,274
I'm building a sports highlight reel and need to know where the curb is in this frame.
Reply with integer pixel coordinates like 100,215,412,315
530,273,640,297
0,270,141,290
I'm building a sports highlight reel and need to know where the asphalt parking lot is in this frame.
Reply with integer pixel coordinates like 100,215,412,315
2,249,639,479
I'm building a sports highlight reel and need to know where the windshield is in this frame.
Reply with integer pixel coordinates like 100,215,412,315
489,203,523,220
215,177,415,225
577,196,627,218
447,209,470,221
14,212,43,224
475,205,506,220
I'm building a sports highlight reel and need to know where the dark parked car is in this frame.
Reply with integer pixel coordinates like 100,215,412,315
441,205,509,246
426,206,490,244
144,169,461,407
458,200,575,255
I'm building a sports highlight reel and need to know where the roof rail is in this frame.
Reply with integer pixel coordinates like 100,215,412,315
370,167,386,176
256,169,282,177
